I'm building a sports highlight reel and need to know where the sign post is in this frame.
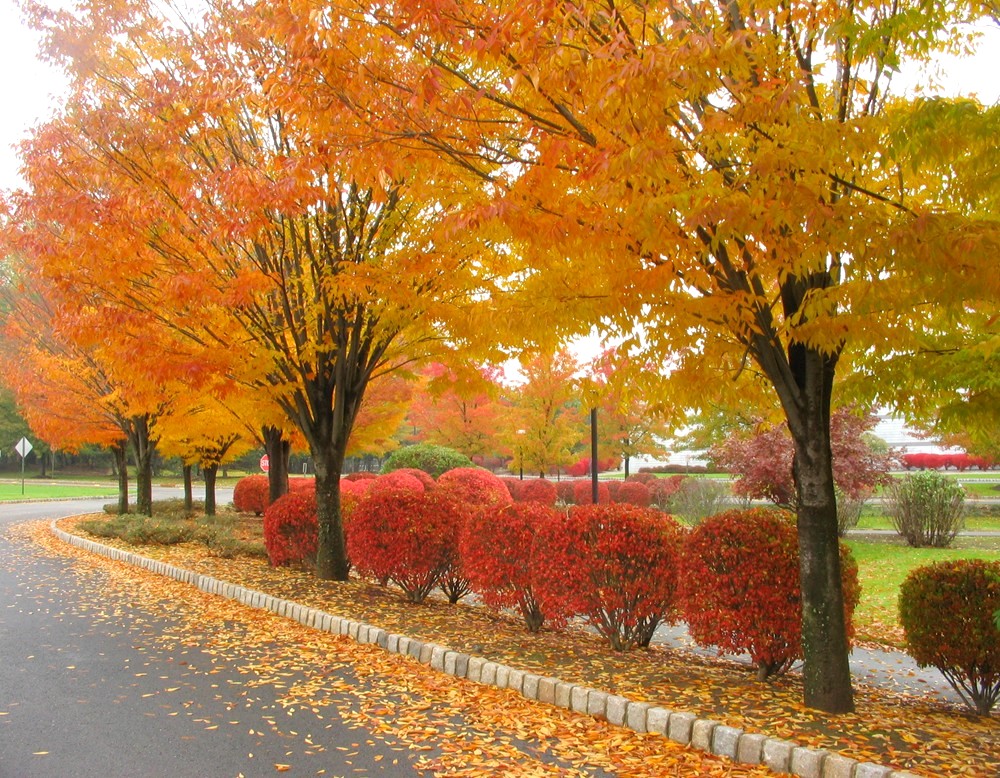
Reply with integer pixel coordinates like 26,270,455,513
14,437,33,496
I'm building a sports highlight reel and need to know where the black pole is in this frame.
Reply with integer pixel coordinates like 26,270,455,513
591,407,598,504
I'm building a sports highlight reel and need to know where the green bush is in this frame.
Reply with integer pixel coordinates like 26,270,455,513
836,488,868,536
381,443,473,478
899,559,1000,715
79,515,195,545
666,478,729,525
887,471,965,547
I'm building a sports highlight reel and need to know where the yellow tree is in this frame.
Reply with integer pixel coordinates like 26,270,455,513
272,0,1000,711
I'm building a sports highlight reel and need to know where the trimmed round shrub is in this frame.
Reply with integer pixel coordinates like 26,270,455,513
572,479,611,506
899,559,1000,715
390,468,436,490
616,481,651,507
289,477,316,494
262,491,318,568
344,471,379,481
626,472,657,485
346,489,466,603
381,443,473,478
532,503,685,650
499,476,523,501
518,478,558,506
233,475,270,515
679,507,860,680
368,471,427,496
436,467,512,511
460,502,560,631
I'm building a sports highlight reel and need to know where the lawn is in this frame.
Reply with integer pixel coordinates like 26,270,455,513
0,481,119,501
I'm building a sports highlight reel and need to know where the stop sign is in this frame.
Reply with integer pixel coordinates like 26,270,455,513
259,454,270,473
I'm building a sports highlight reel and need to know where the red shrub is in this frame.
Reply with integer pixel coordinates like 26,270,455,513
389,468,437,490
518,478,558,506
626,473,657,485
616,481,651,507
650,475,686,508
233,475,270,515
262,491,318,568
679,508,860,680
436,467,512,511
899,559,1000,715
499,476,523,501
368,471,427,496
572,479,611,506
288,477,315,494
555,480,576,505
344,471,379,481
532,504,685,650
461,502,560,631
346,489,466,603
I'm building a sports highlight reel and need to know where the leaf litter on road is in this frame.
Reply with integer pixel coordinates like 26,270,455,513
30,517,1000,776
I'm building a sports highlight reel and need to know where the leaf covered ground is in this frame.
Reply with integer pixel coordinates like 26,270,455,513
52,515,1000,776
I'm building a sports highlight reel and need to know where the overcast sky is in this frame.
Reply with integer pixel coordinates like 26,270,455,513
1,6,998,193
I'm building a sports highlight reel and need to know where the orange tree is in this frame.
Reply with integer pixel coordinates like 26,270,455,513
13,0,504,580
266,0,1000,712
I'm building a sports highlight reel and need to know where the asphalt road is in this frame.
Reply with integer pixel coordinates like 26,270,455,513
0,497,440,777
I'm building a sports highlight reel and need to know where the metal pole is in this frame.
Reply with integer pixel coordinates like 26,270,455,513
21,454,25,495
591,407,598,504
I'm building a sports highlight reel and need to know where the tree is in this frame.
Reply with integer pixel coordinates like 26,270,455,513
504,350,584,478
279,0,1000,712
710,408,895,509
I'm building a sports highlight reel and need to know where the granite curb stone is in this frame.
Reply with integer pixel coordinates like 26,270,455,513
51,521,926,778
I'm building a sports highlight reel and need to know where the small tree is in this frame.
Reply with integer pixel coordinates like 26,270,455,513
887,471,965,548
899,560,1000,715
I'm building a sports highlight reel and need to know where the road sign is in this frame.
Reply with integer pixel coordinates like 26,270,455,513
15,437,32,458
260,454,270,473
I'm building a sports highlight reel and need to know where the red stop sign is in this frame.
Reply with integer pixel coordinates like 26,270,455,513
259,454,270,473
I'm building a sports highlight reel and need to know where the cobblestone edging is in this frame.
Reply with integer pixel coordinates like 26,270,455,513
51,522,921,778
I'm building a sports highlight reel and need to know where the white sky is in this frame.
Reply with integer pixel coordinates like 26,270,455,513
1,6,998,193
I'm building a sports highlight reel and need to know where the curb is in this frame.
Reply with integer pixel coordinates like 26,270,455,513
51,521,921,778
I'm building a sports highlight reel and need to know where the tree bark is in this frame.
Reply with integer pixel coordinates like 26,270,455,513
113,443,129,515
313,448,349,580
183,464,194,513
262,426,290,504
129,414,156,517
203,463,218,517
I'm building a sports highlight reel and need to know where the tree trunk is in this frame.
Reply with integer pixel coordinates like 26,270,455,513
203,463,218,517
262,426,290,504
183,464,194,513
783,342,855,714
129,415,155,517
113,443,129,515
313,449,349,580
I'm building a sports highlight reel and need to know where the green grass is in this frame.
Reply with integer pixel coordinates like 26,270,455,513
846,537,1000,644
0,482,119,501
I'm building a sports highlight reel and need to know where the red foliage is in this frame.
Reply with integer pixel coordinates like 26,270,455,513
626,472,658,485
233,474,270,515
679,508,860,679
649,475,685,508
346,489,467,603
344,471,379,481
460,502,560,631
389,467,437,490
566,456,620,477
517,478,558,506
435,467,512,511
710,408,893,506
498,476,522,501
572,479,611,505
555,480,576,505
899,559,1000,715
531,503,685,650
368,471,427,496
288,477,315,494
262,490,318,568
616,481,651,507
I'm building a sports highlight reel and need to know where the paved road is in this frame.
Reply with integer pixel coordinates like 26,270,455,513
2,498,622,778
